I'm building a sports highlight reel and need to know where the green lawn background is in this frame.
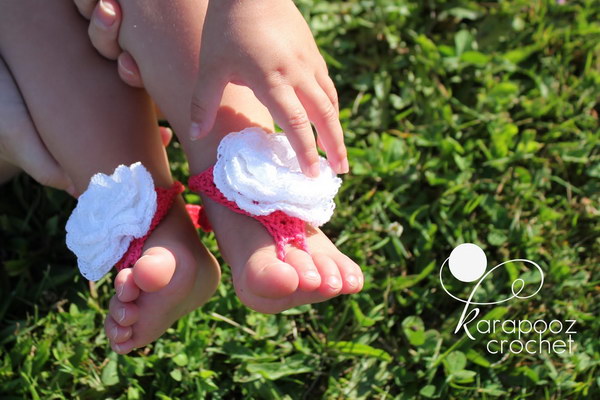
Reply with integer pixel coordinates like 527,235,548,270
1,0,599,398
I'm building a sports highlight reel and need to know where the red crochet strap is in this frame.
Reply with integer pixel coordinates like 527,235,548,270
114,181,184,272
185,204,212,232
188,167,308,261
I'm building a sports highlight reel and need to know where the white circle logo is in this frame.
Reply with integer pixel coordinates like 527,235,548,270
448,243,487,282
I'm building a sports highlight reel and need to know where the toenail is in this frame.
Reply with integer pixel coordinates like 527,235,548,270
346,275,358,288
97,0,116,27
135,255,152,267
118,55,135,77
327,276,341,289
304,270,320,281
119,308,126,322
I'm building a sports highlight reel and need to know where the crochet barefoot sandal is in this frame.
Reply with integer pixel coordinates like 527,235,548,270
66,162,205,281
188,127,342,261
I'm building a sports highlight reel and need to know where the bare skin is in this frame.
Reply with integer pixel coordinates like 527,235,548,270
188,0,348,179
77,0,348,177
0,0,364,354
75,0,363,312
112,0,364,314
0,57,73,192
0,1,220,354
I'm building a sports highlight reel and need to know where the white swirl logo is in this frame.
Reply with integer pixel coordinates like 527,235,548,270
440,243,544,307
440,243,576,355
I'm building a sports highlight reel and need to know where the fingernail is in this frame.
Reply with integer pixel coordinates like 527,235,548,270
340,157,350,174
118,56,134,76
304,270,320,281
114,343,122,353
327,276,341,289
190,122,203,140
112,326,118,339
96,0,116,27
346,275,358,288
117,283,124,299
119,308,126,322
308,162,320,178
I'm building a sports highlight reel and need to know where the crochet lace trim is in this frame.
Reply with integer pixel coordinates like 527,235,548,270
114,181,184,271
189,167,308,261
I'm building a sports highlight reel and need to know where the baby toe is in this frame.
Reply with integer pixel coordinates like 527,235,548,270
132,246,176,293
111,339,135,355
108,296,139,327
313,253,343,297
334,254,363,294
244,250,299,299
114,268,140,302
284,247,321,291
104,316,132,344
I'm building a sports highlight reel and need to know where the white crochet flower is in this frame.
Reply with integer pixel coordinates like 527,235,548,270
213,127,342,227
66,163,156,281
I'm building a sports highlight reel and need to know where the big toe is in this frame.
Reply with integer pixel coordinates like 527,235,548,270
132,247,176,292
243,249,299,299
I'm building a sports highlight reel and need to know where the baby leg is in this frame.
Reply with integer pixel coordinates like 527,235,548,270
0,58,72,191
115,0,363,313
0,1,220,354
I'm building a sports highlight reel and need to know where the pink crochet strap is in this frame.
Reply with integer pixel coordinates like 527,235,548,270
185,204,212,232
115,181,184,272
188,167,308,261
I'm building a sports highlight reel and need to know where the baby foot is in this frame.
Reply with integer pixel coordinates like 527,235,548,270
201,197,363,314
104,198,220,354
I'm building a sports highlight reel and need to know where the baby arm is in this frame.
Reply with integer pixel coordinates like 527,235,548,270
76,0,348,177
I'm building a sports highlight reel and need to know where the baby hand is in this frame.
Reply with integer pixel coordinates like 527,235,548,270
190,0,348,177
74,0,144,88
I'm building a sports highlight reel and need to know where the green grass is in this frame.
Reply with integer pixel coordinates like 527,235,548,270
1,0,599,398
